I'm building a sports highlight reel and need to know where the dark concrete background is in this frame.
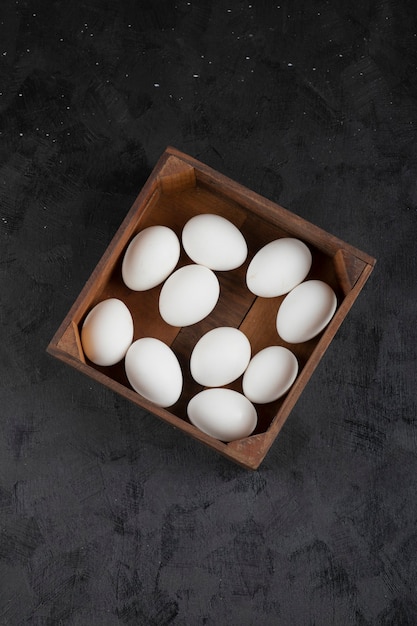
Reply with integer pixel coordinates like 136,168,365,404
1,0,416,624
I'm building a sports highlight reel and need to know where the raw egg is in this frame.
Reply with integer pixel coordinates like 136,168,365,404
187,388,257,442
159,264,220,327
276,279,337,343
190,326,251,387
81,298,134,367
125,338,182,407
122,225,180,291
182,213,248,270
242,345,298,404
246,237,312,297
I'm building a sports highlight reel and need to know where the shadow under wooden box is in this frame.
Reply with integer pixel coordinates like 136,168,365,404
47,147,376,469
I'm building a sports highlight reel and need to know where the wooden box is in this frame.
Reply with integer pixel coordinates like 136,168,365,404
47,147,376,469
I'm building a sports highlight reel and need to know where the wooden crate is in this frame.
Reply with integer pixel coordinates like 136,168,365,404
47,147,376,469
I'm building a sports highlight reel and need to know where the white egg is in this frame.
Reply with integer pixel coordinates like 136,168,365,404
242,346,298,404
276,279,337,343
182,213,248,270
125,338,182,407
159,264,220,327
81,298,134,366
122,225,180,291
187,388,257,442
190,327,251,387
246,237,312,297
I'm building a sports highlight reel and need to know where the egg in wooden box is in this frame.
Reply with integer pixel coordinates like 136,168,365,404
190,327,251,387
81,298,134,367
187,388,258,442
276,279,337,343
125,338,183,408
246,237,312,297
182,213,248,270
121,225,181,291
242,346,299,404
159,264,220,327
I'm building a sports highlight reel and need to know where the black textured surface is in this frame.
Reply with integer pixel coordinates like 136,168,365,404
1,1,416,624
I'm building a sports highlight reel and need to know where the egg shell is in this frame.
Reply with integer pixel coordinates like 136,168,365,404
190,326,251,387
122,225,180,291
182,213,248,270
125,338,182,407
187,388,257,442
159,264,220,327
81,298,134,366
242,346,299,404
246,237,312,297
276,279,337,343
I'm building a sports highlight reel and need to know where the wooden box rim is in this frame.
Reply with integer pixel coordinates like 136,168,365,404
47,146,376,470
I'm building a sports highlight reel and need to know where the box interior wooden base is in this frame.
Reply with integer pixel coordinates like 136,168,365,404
47,147,375,469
